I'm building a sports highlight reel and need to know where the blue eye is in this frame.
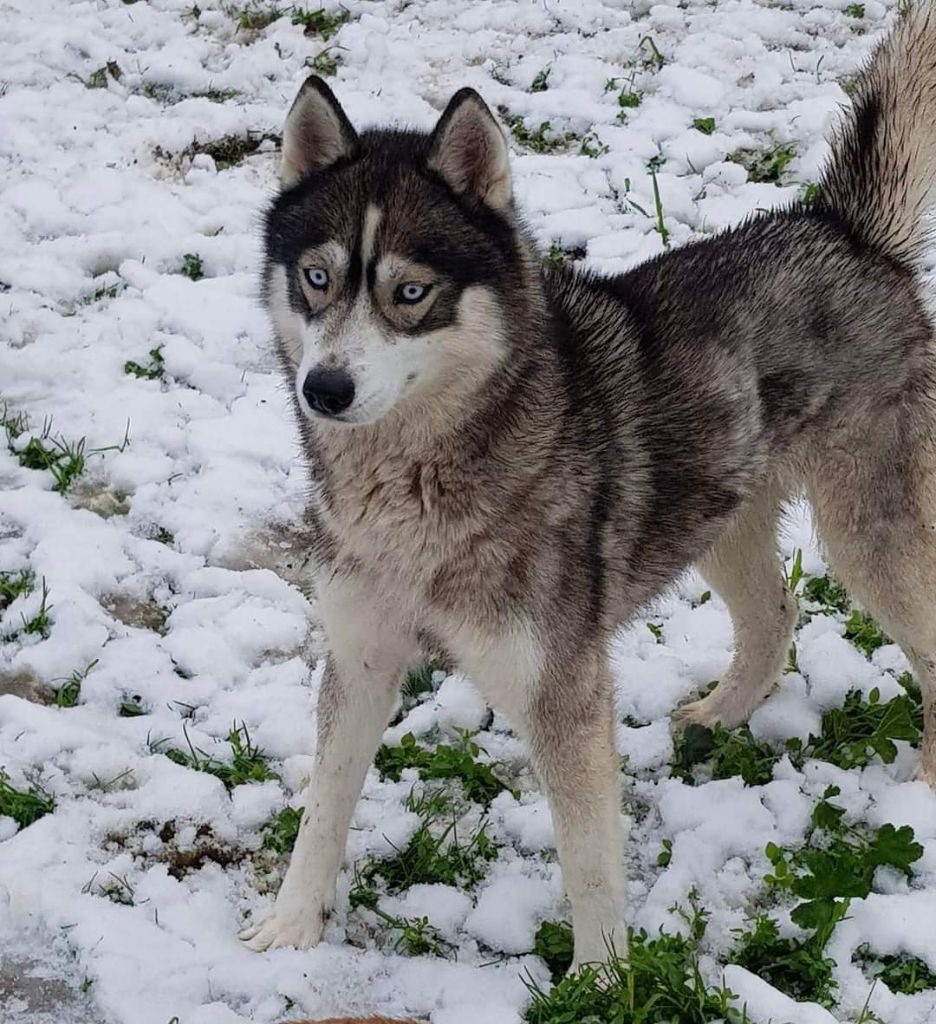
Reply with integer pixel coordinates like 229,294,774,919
396,282,430,304
304,267,329,291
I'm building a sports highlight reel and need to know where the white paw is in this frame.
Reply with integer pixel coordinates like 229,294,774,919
239,900,327,952
672,691,748,732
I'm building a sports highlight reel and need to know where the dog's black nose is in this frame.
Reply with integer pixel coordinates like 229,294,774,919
303,367,355,416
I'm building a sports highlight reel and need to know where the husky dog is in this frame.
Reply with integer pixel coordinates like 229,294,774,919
242,6,936,967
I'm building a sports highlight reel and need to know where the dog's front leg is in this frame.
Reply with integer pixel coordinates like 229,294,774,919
530,647,626,969
241,573,415,951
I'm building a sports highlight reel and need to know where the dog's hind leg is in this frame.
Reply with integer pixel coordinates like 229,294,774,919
807,428,936,786
673,483,797,731
241,573,416,951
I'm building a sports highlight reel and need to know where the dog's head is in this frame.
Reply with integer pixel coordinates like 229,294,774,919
264,77,529,427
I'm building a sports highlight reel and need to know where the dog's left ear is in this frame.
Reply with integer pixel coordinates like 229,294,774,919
427,89,512,212
281,76,359,187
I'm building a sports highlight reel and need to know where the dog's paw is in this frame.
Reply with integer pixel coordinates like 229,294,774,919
672,690,749,732
239,901,327,952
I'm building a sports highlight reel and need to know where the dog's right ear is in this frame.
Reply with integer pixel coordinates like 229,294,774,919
281,76,358,187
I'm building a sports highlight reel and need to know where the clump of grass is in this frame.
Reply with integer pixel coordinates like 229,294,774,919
180,253,204,280
525,897,744,1023
86,61,122,89
152,723,278,790
54,660,98,708
124,347,165,381
530,66,550,92
692,117,716,135
19,578,51,638
674,679,922,784
0,569,33,612
0,770,55,828
82,281,123,304
306,48,341,76
349,794,498,908
649,167,669,250
532,920,575,980
578,131,609,158
787,684,921,770
374,731,511,806
617,89,642,109
401,659,444,701
853,945,936,994
731,786,923,1006
800,182,823,207
3,411,128,494
672,723,778,786
500,112,574,154
119,694,148,717
802,572,848,613
291,6,351,37
236,4,282,30
262,805,302,854
638,34,666,70
846,3,866,16
729,143,796,184
844,609,890,656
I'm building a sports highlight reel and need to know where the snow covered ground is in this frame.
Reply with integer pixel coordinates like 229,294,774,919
2,0,936,1022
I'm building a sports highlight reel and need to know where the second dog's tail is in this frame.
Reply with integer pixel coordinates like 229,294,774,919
820,2,936,268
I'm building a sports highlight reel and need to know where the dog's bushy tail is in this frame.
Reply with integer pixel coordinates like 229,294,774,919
820,1,936,267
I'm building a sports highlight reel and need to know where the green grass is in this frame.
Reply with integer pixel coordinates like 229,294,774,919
0,770,55,828
844,610,891,656
692,117,716,135
853,945,936,994
86,61,122,89
729,143,796,184
0,569,33,612
119,694,148,717
349,793,498,907
369,907,452,957
180,253,204,280
846,3,866,16
674,679,922,785
236,4,282,30
787,683,921,771
124,347,165,381
291,7,351,38
501,113,574,154
532,920,575,980
152,723,278,790
638,34,666,70
306,48,341,76
401,659,444,701
578,131,609,158
19,578,51,638
530,66,551,92
650,168,669,250
3,410,128,495
617,89,642,109
802,572,848,613
800,182,823,207
525,898,747,1024
672,723,778,786
54,660,98,708
374,731,511,806
262,805,302,854
732,787,923,1006
83,281,123,304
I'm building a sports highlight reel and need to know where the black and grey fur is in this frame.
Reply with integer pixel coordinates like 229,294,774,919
242,5,936,966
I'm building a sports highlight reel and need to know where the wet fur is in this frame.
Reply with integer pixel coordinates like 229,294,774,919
243,6,936,966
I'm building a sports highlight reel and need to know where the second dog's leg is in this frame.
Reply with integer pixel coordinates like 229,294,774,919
674,484,796,730
530,648,626,968
241,574,415,951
